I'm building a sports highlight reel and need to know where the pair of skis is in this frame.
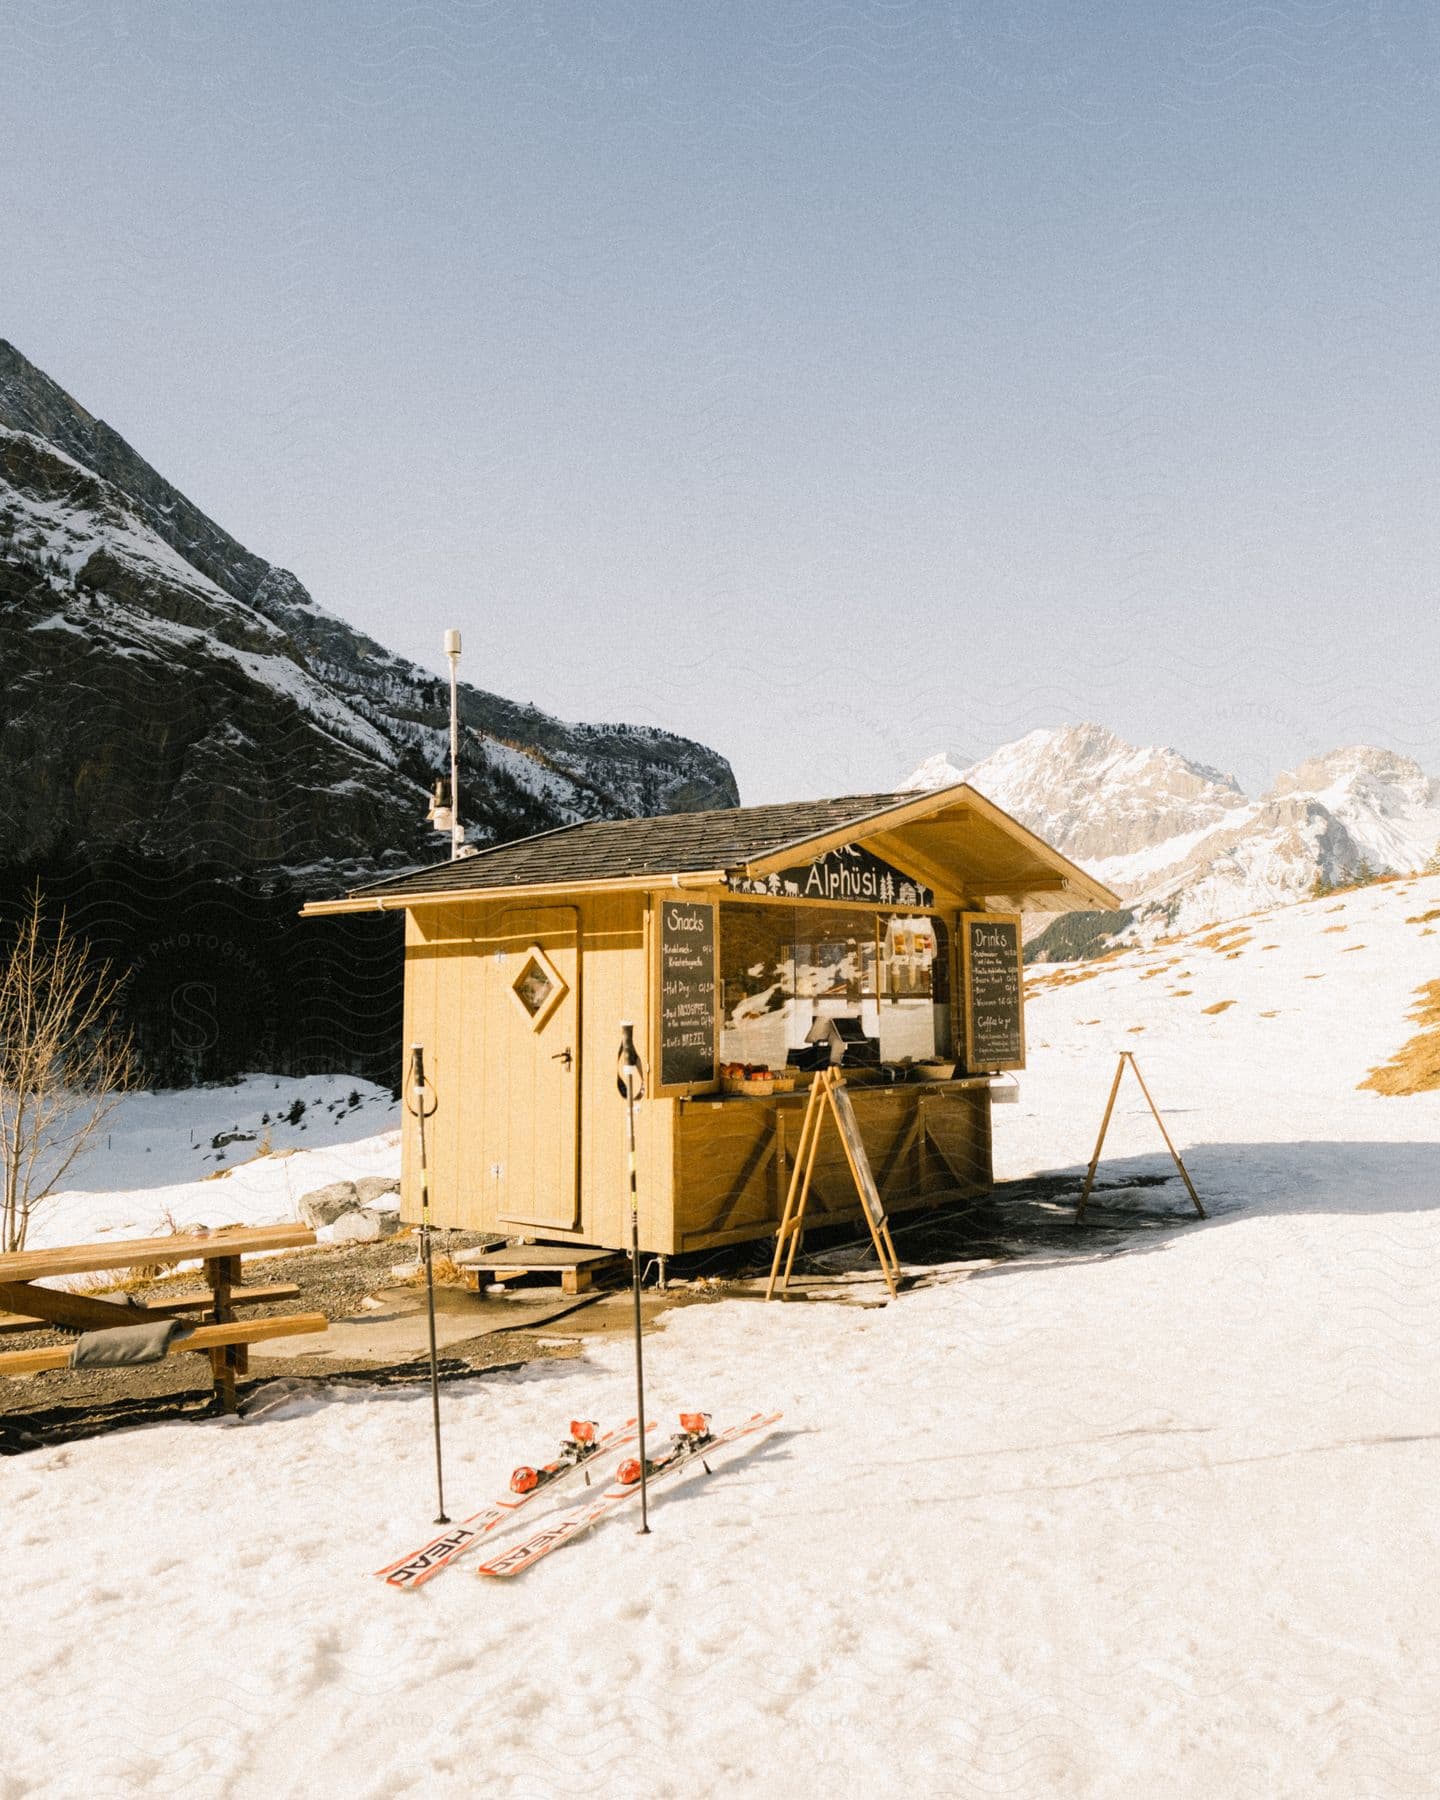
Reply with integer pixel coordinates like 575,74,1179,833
375,1410,780,1586
476,1410,781,1579
373,1418,640,1590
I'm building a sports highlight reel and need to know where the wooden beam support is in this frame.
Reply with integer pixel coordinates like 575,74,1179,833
0,1282,149,1333
0,1312,328,1378
0,1282,302,1336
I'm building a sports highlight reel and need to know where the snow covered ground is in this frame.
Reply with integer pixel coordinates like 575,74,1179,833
27,1074,399,1250
4,878,1439,1797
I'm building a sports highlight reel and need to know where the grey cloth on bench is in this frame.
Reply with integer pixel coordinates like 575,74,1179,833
70,1319,195,1368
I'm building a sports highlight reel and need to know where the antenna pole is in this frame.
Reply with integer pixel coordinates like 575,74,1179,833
444,628,462,860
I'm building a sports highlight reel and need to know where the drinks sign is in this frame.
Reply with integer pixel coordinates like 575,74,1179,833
961,911,1025,1071
658,901,717,1089
728,844,934,911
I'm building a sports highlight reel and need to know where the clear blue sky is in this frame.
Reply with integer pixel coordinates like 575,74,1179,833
4,1,1437,803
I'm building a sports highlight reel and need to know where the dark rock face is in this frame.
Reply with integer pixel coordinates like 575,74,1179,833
0,339,739,883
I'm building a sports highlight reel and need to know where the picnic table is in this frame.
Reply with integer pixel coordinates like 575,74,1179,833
0,1224,327,1411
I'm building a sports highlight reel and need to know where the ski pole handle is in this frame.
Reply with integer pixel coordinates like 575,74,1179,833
411,1044,432,1229
616,1021,644,1101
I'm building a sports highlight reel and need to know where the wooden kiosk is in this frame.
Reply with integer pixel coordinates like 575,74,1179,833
302,785,1118,1258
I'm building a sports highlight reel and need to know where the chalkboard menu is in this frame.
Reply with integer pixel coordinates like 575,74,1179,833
961,911,1025,1071
658,901,717,1089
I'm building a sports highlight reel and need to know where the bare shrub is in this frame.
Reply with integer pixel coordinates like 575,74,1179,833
0,886,140,1252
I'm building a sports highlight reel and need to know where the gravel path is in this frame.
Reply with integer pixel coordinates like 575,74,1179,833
1,1180,1148,1451
0,1231,554,1449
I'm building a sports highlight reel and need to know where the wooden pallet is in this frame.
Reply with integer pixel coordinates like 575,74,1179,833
456,1245,623,1296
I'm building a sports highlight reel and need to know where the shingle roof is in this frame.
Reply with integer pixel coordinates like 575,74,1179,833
344,792,916,901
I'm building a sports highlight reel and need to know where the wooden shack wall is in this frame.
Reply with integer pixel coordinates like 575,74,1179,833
399,892,675,1245
572,890,674,1253
400,901,484,1229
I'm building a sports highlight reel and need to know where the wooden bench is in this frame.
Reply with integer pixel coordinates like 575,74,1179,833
0,1226,324,1412
0,1282,302,1336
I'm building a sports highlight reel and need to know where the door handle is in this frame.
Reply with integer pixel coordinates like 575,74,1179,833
551,1047,573,1069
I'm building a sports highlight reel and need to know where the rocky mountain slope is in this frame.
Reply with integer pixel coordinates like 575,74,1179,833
904,724,1440,957
0,339,737,880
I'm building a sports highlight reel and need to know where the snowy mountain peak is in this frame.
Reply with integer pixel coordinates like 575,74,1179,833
1273,744,1434,800
904,723,1248,863
901,725,1440,955
1269,747,1440,876
899,751,970,792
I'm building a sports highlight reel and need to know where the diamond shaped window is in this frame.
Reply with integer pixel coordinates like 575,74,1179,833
510,944,567,1030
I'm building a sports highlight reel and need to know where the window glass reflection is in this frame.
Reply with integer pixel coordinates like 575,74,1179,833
719,905,950,1070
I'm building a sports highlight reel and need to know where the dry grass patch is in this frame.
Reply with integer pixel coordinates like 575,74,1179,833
1407,909,1440,925
1194,928,1252,954
1322,925,1348,934
390,1249,473,1289
1201,1000,1236,1015
1359,980,1440,1096
1026,967,1101,994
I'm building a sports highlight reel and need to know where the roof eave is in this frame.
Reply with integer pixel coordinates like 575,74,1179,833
299,867,731,917
739,782,970,874
742,780,1122,913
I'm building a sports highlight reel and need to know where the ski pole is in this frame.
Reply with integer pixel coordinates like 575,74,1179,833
616,1022,650,1534
409,1044,449,1524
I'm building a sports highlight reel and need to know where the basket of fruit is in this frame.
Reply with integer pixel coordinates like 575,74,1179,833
721,1062,776,1096
916,1059,957,1081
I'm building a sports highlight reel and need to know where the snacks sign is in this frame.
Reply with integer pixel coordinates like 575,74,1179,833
658,901,717,1089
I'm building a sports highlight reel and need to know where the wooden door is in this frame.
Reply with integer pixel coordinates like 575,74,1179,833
497,905,581,1231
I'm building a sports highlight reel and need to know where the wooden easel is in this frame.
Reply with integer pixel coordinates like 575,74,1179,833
1075,1051,1206,1224
766,1067,903,1299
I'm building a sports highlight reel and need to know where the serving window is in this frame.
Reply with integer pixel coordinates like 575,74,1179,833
718,904,953,1071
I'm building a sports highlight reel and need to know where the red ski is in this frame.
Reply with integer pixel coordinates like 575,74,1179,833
374,1418,644,1590
476,1410,782,1579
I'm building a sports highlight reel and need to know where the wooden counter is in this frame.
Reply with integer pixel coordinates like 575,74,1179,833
672,1078,992,1251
